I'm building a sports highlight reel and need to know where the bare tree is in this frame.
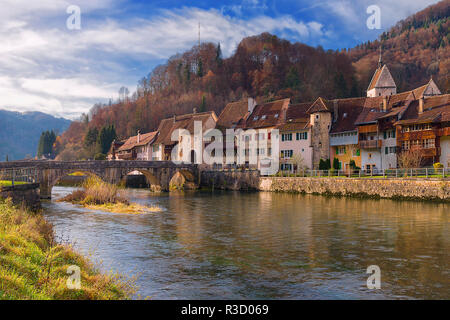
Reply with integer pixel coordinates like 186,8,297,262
397,148,423,168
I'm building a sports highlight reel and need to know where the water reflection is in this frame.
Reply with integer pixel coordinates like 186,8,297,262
43,187,449,299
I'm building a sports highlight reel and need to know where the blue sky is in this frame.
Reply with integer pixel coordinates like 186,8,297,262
0,0,440,118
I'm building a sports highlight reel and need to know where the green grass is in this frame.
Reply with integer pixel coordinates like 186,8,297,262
0,198,136,300
0,181,28,187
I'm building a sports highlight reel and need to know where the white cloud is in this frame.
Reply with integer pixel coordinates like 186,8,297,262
0,4,326,119
0,0,439,119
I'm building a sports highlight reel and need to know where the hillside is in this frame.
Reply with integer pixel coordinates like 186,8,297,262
56,0,449,160
349,0,449,93
0,110,71,161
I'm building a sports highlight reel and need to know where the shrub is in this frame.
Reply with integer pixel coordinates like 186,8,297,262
333,158,340,170
433,162,444,169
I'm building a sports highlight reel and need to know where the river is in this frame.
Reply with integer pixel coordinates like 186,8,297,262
42,186,449,299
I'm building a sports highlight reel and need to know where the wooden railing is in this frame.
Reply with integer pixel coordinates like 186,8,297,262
359,139,382,149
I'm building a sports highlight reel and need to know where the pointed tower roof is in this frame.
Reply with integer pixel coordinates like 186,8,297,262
367,64,396,91
307,97,332,113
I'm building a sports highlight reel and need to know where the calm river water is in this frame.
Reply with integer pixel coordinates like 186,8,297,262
43,187,449,299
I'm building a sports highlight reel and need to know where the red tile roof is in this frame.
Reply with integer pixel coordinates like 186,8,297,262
217,99,250,128
307,97,331,113
329,98,366,133
395,94,450,125
154,111,217,145
118,131,158,152
241,98,290,129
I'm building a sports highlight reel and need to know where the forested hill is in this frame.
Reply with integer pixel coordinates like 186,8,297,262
56,0,449,161
0,110,71,161
350,0,449,92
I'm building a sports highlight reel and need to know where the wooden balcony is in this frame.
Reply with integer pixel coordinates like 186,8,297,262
359,139,382,149
438,127,450,137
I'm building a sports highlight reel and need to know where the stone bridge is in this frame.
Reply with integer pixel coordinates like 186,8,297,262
0,161,199,199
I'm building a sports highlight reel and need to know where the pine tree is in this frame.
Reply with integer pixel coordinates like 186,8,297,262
215,42,223,66
197,59,203,77
200,95,206,112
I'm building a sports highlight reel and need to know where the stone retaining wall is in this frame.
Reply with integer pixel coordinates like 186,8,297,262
200,170,260,190
0,183,41,210
259,177,450,201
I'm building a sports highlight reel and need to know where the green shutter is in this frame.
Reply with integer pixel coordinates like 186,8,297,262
385,147,388,154
383,131,387,139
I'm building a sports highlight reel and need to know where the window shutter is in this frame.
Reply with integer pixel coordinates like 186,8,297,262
383,131,387,139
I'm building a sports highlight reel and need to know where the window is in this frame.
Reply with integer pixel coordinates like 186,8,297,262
253,116,259,121
281,150,293,158
281,164,293,171
152,145,159,152
261,115,267,120
274,114,279,118
352,149,360,157
384,130,395,139
296,132,308,140
423,139,435,149
336,146,346,155
282,133,292,141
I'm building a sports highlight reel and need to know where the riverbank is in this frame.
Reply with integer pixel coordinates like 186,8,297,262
0,198,135,299
259,177,450,202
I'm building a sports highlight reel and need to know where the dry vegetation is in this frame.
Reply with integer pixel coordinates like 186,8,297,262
0,198,136,299
59,176,161,214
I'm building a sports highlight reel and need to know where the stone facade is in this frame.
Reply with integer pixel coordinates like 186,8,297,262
310,112,332,168
259,177,450,201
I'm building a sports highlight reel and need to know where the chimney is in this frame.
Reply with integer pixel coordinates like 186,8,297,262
248,97,256,114
173,115,176,123
333,100,338,122
383,97,387,112
193,107,197,114
137,130,141,144
419,97,424,114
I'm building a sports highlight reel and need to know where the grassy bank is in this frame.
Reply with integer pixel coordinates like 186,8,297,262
0,198,136,299
58,177,161,214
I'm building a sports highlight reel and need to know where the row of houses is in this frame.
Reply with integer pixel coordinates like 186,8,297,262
108,59,450,171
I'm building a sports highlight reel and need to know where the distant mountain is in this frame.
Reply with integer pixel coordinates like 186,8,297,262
0,110,71,161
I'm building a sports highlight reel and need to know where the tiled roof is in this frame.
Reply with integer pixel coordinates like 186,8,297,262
276,103,310,132
307,97,332,113
217,100,250,128
118,131,158,152
330,98,366,133
154,111,217,145
367,65,396,90
395,94,450,125
241,98,290,129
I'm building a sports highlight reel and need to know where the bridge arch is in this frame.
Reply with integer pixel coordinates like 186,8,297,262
121,169,162,192
40,168,107,199
169,169,198,190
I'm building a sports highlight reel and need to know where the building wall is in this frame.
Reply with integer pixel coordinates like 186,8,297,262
367,87,396,97
361,149,382,171
381,130,397,169
330,144,361,170
310,112,332,169
440,136,450,168
151,144,163,161
279,129,313,169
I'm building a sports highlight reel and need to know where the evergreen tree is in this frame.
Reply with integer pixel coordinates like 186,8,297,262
84,127,99,148
197,59,203,77
96,125,117,155
333,158,340,170
200,95,206,112
215,42,223,66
